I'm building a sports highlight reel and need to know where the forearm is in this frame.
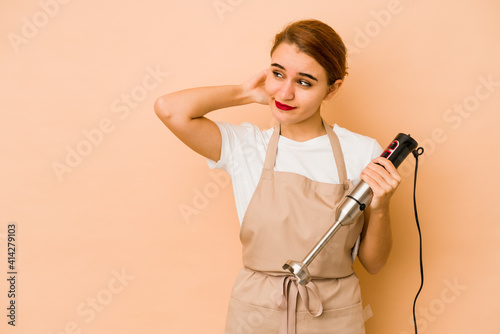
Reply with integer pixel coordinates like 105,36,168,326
154,85,253,120
357,208,393,275
356,156,402,274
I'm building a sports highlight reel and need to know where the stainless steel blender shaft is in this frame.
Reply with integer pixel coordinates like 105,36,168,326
282,181,373,285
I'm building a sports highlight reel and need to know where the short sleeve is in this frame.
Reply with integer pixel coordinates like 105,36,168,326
206,122,228,170
206,121,263,173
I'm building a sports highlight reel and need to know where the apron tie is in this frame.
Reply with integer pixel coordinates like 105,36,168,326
275,276,324,334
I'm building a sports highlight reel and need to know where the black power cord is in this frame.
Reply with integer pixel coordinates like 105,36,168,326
411,147,425,334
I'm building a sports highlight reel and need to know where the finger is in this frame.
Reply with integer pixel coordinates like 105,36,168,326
360,172,392,210
260,68,269,79
252,70,266,85
361,167,393,193
364,162,392,184
371,157,402,183
249,70,267,85
362,162,400,191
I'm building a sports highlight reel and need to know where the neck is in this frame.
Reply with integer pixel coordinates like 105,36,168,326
280,112,327,142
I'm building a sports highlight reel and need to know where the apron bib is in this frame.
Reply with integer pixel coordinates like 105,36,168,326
225,118,366,334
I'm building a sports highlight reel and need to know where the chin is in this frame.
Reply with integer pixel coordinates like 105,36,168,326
271,109,297,125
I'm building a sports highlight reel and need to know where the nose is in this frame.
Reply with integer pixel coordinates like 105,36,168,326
278,80,294,101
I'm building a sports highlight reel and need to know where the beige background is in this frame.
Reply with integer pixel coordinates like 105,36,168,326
1,0,499,333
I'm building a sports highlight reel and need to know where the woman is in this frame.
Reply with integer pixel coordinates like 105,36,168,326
155,19,401,334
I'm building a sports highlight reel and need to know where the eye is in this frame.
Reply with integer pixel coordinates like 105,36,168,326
272,71,284,78
298,79,312,87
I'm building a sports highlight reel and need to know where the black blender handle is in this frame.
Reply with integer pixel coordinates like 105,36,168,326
380,133,419,169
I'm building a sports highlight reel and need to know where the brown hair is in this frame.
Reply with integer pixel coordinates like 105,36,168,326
271,19,348,85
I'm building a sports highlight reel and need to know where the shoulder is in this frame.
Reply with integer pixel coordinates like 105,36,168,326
208,120,274,173
334,124,378,146
333,124,383,158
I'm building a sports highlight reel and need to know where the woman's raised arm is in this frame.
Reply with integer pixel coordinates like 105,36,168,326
154,70,268,161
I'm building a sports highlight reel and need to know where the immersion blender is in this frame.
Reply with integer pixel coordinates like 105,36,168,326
282,133,419,285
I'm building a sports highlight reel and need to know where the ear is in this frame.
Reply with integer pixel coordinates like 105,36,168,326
324,79,343,101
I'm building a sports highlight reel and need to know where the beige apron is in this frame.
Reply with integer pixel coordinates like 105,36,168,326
225,119,366,334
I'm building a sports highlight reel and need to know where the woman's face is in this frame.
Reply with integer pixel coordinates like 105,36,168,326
265,42,340,125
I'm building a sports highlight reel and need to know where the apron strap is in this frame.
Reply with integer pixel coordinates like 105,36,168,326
263,122,281,171
275,276,324,334
322,118,349,186
263,119,349,187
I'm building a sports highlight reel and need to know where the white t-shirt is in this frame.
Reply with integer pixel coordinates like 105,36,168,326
207,121,383,224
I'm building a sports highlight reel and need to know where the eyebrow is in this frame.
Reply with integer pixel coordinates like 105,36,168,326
271,63,318,82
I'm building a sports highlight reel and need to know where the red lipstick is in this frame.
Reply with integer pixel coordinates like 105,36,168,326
275,100,296,111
